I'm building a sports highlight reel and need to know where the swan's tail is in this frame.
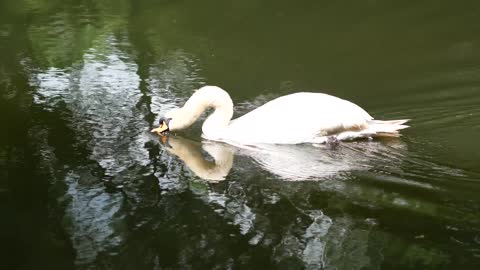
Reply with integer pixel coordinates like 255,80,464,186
367,119,410,138
317,119,410,143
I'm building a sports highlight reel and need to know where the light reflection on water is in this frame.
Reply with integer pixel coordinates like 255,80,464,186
147,50,206,125
28,38,389,267
4,1,479,267
33,42,145,174
25,37,480,267
31,36,145,265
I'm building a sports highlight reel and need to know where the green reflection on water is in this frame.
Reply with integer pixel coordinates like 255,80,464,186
1,0,480,269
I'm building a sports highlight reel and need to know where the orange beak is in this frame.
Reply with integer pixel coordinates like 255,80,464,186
151,121,169,135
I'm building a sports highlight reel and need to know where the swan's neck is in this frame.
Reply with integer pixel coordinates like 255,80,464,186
178,86,234,139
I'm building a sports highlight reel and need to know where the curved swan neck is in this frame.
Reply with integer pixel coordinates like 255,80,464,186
177,86,234,138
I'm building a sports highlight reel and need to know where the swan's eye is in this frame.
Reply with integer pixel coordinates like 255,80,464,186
158,117,170,126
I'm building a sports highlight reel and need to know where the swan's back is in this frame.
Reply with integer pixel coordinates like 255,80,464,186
227,92,373,144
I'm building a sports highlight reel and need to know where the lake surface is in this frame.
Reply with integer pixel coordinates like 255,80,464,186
1,0,480,269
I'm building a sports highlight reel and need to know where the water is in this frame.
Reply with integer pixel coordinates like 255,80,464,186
1,0,480,269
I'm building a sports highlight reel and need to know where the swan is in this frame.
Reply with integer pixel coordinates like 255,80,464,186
151,86,409,144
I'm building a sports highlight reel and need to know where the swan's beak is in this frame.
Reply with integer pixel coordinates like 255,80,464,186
151,120,169,135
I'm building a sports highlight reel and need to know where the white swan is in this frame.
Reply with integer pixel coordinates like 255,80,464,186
151,86,409,144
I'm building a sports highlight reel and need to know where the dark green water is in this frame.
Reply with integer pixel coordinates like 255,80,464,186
1,0,480,269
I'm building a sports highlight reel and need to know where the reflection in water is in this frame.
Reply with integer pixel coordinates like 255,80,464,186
147,50,206,124
152,135,439,269
156,135,348,268
161,136,234,181
25,42,480,268
29,34,208,266
160,135,408,182
34,43,145,174
156,134,480,267
8,1,479,267
32,39,143,265
63,172,125,265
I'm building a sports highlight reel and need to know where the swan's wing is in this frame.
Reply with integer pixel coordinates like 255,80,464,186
227,92,373,144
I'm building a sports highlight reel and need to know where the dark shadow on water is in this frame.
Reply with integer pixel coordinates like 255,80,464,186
1,0,480,269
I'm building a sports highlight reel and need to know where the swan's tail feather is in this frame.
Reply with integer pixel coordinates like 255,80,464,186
368,119,410,138
317,119,410,142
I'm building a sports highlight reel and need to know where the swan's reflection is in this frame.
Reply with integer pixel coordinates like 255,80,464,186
155,135,411,269
158,135,407,182
163,136,235,181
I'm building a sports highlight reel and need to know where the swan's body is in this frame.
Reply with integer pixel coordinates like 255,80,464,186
153,86,409,145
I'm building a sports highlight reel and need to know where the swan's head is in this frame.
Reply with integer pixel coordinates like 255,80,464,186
150,117,171,135
150,108,191,135
151,86,232,136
